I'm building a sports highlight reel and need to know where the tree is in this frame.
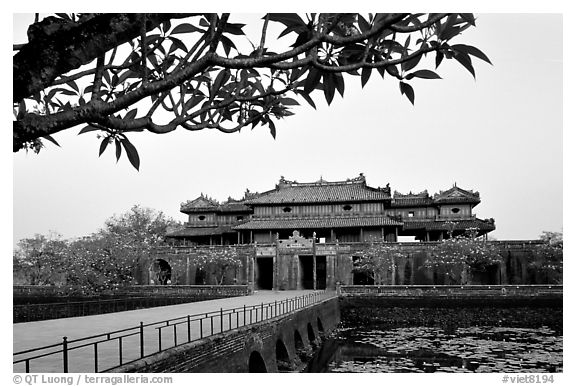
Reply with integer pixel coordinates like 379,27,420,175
192,247,244,285
14,206,179,294
67,205,179,291
425,231,503,284
353,241,408,284
14,13,490,169
13,232,68,285
527,231,563,284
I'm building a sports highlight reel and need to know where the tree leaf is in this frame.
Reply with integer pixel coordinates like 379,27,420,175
266,13,306,28
66,80,80,94
168,36,188,53
78,125,100,135
459,13,476,26
452,44,492,65
220,35,237,56
43,135,60,147
124,109,138,120
120,138,140,171
115,138,122,161
211,69,230,100
278,97,300,106
453,51,476,78
299,92,316,109
399,82,415,105
402,52,423,72
334,73,345,97
405,69,442,80
385,65,399,78
323,73,336,105
435,51,444,69
303,68,322,94
223,23,245,36
268,119,277,139
98,137,109,157
358,14,371,34
171,22,204,35
361,67,372,88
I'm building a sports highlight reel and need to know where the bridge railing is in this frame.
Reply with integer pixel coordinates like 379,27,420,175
13,290,334,374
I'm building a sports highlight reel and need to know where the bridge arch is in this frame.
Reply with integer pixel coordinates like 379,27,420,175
317,317,324,334
248,351,267,373
275,339,292,372
307,322,317,347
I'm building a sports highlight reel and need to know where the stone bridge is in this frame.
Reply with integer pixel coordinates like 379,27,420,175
111,296,340,373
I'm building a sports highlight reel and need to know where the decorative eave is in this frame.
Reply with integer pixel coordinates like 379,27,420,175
180,194,220,214
233,215,402,230
433,184,481,206
165,225,237,238
402,218,495,232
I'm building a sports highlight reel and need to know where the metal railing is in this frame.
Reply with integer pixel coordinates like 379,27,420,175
13,291,333,373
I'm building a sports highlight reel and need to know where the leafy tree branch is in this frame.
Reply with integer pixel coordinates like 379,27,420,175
14,13,491,169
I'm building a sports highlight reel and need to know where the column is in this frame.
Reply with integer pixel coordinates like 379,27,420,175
313,255,317,290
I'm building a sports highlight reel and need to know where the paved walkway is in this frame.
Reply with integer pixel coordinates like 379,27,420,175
13,290,332,373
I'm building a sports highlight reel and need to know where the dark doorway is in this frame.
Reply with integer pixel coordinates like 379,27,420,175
256,257,274,290
194,267,207,285
152,259,172,285
352,256,374,285
316,256,326,289
248,351,267,373
299,256,314,289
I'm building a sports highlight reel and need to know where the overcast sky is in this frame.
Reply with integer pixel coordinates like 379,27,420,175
10,12,564,246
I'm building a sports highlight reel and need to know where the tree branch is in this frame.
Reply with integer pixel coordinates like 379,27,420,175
14,13,196,102
91,56,106,102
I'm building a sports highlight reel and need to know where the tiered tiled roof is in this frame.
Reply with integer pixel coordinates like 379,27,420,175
233,215,402,230
219,200,252,213
392,190,433,207
244,174,391,205
181,196,252,214
180,195,219,213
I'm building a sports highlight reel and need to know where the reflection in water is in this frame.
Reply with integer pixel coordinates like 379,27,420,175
305,326,562,373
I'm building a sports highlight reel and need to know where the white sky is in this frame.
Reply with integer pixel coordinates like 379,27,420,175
10,12,564,245
4,3,575,384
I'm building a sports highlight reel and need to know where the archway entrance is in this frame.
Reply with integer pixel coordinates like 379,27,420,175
299,256,314,289
150,259,172,285
316,256,326,289
256,257,273,290
248,351,267,373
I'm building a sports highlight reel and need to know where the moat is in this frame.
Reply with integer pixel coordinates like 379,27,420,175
305,302,562,373
306,325,562,373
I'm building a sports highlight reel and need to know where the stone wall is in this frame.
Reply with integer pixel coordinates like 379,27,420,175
145,240,556,290
338,288,563,334
13,285,250,323
110,297,340,373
